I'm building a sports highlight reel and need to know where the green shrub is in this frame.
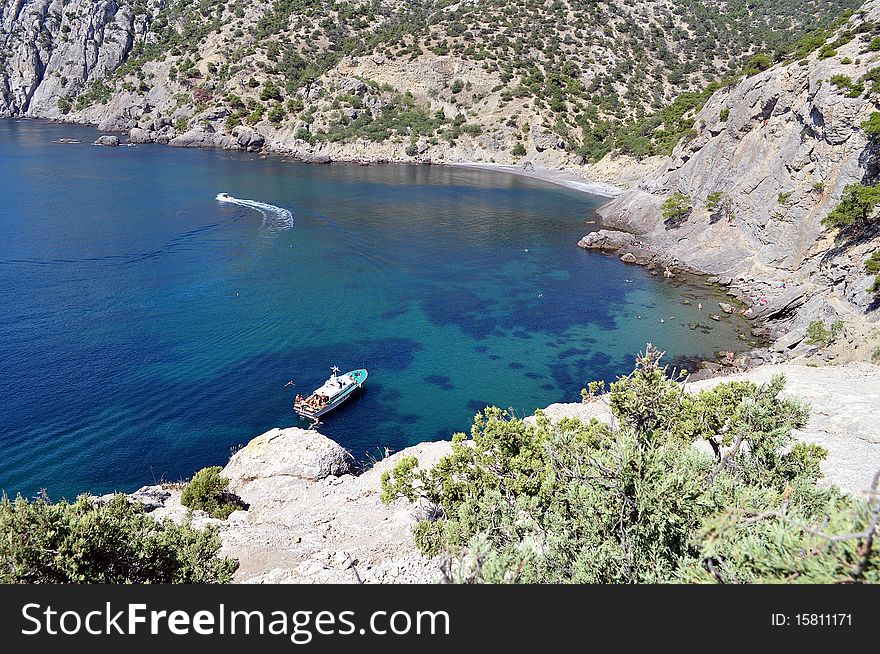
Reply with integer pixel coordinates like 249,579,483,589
181,467,245,519
805,319,844,346
743,53,773,76
719,108,730,122
0,493,237,583
829,74,864,97
793,29,828,59
286,97,304,113
225,113,242,131
382,347,878,584
450,79,464,94
778,191,793,204
259,81,283,102
246,105,265,125
661,192,692,226
267,103,285,124
817,44,837,59
512,142,526,157
861,112,880,139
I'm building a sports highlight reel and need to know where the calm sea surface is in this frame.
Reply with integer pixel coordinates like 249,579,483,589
0,120,750,498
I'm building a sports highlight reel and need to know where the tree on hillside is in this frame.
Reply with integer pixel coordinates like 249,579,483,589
822,183,880,231
662,192,693,226
861,111,880,139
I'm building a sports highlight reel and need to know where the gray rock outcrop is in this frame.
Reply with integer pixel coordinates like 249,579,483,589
93,134,118,146
168,128,235,150
127,126,152,143
222,427,355,487
232,125,265,152
0,0,158,118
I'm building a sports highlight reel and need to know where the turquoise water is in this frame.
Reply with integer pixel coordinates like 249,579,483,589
0,120,749,498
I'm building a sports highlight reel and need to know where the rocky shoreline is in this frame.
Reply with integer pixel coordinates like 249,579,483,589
109,361,879,584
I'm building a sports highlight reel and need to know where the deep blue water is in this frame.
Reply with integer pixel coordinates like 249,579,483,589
0,120,749,499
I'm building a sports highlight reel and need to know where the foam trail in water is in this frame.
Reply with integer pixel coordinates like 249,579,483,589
216,193,294,233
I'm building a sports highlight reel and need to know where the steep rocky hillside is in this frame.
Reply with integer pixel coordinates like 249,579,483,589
0,0,859,165
587,0,880,362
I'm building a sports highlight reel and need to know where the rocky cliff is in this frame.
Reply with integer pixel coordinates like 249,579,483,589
120,361,878,584
0,0,157,118
586,2,880,361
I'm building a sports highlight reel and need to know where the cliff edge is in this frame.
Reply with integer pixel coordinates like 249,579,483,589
125,361,879,584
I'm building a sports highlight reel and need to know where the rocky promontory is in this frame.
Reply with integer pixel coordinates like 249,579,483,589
116,361,879,584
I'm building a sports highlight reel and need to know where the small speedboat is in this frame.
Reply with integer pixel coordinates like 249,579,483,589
294,367,368,420
216,192,233,201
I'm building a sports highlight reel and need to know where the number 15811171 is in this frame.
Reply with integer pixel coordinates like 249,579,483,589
772,614,852,627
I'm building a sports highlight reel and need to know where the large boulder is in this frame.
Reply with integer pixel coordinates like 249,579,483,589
222,428,355,488
169,128,235,149
93,135,120,147
232,126,265,151
128,127,153,144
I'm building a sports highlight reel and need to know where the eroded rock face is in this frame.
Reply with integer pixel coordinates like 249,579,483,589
0,0,157,118
590,3,880,359
222,427,356,489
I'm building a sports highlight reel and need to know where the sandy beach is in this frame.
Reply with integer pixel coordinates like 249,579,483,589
452,162,625,198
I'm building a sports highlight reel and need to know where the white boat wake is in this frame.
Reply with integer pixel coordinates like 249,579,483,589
216,193,294,233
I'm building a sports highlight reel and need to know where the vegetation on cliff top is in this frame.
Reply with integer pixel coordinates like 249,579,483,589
381,346,879,583
0,492,237,583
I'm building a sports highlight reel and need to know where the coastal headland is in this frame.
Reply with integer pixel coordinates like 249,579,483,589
110,361,879,584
